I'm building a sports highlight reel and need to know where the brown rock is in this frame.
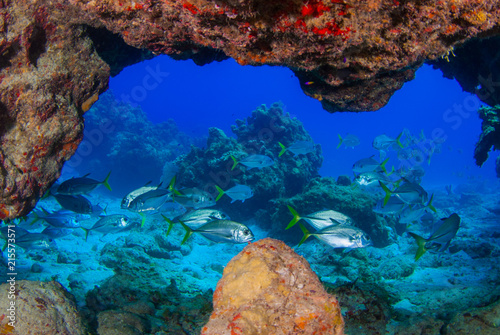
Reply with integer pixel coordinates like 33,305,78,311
444,298,500,334
0,280,89,335
201,238,344,335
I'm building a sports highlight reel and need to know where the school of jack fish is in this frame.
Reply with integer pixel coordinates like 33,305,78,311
1,128,460,262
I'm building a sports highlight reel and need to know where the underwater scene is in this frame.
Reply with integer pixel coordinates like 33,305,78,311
2,54,500,335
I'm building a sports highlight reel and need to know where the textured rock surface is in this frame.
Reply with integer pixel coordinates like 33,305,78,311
0,0,109,220
201,238,344,335
1,0,500,219
0,280,89,335
444,297,500,334
474,105,500,171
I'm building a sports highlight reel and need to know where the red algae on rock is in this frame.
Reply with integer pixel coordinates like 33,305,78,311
202,238,344,335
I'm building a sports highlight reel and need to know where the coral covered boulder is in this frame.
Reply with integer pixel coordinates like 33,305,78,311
0,280,89,335
175,102,322,220
202,238,344,335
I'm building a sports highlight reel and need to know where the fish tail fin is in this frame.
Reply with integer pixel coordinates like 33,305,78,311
179,220,193,245
386,165,395,176
337,134,343,149
426,194,437,213
139,213,146,228
380,158,390,173
103,204,108,215
41,189,52,200
278,142,287,157
298,223,311,247
286,205,301,229
408,232,427,261
167,176,182,199
80,227,91,242
215,185,225,201
396,132,404,149
102,171,112,192
162,215,175,237
378,181,392,206
31,211,40,225
230,155,238,171
40,207,50,215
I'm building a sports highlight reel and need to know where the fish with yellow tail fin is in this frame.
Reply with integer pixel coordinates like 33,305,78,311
177,219,254,245
298,223,372,250
57,171,112,195
408,213,460,261
278,141,315,157
286,205,353,230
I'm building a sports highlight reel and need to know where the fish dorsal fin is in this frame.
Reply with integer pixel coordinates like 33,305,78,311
156,181,164,189
144,180,153,186
81,173,91,178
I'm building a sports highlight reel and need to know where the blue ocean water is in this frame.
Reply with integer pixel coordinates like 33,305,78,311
109,56,498,186
5,54,500,334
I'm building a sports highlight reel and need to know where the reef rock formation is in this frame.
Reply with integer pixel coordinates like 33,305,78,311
474,105,500,175
0,280,89,335
2,0,500,219
175,102,322,220
0,0,109,220
202,238,344,335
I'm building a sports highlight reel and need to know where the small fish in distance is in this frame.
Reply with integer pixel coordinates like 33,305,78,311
278,141,315,157
337,134,360,149
215,184,253,203
230,154,274,170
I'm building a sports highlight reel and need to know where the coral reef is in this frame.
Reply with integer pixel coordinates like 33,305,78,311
66,90,199,195
175,102,322,220
270,177,395,247
0,280,89,335
474,105,500,171
1,0,500,218
202,238,344,335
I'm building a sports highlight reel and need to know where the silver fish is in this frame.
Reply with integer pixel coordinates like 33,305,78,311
354,172,392,188
286,206,353,230
298,223,372,249
121,185,158,209
373,133,404,151
178,219,254,244
2,231,54,250
231,154,274,170
279,141,315,157
408,213,460,260
128,188,172,213
178,209,230,229
337,134,360,149
57,171,111,195
174,188,215,209
82,214,131,241
216,184,253,203
380,181,429,206
353,157,388,175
